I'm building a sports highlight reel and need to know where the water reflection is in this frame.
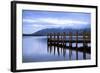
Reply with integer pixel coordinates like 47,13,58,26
47,42,91,60
23,35,91,63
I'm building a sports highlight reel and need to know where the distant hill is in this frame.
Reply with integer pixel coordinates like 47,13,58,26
23,28,90,36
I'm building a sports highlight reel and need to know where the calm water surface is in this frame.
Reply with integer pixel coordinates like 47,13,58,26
22,36,91,63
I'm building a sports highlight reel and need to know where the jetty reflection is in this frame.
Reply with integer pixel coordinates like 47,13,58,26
47,32,91,60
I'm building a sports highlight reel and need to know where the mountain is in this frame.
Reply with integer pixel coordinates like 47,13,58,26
23,28,90,36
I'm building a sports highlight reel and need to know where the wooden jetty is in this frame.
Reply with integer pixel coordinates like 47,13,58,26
47,31,91,60
47,32,90,43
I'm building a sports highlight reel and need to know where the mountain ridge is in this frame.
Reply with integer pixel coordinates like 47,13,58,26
23,28,90,36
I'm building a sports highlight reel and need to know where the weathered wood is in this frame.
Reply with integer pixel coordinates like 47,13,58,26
76,31,78,60
83,31,86,59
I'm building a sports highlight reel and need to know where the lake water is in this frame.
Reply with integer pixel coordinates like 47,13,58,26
22,36,91,63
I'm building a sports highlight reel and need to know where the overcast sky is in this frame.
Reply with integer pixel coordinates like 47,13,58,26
22,10,91,34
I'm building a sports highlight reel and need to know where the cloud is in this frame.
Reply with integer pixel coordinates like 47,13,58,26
23,17,89,26
39,18,88,25
23,19,37,23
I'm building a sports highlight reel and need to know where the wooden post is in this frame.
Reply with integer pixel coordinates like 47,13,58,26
69,32,72,60
57,33,60,56
76,31,78,60
47,33,49,52
54,33,56,55
49,33,52,54
83,31,86,59
63,32,66,46
50,45,52,54
57,33,59,45
57,45,60,56
69,32,72,54
63,48,66,58
87,32,90,46
69,32,72,47
61,32,63,54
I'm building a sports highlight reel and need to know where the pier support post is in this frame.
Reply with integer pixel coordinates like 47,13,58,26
83,31,86,59
76,31,78,60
